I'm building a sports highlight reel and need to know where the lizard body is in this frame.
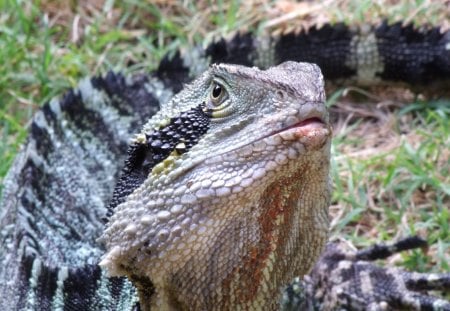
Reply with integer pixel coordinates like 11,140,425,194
0,22,449,310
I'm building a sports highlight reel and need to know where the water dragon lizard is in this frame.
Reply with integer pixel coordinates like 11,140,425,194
1,22,450,310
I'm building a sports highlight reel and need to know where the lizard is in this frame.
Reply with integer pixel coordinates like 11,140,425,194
98,61,332,310
1,22,450,310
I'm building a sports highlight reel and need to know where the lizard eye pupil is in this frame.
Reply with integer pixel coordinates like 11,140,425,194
212,83,222,99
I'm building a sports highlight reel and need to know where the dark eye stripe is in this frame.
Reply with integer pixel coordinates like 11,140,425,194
107,104,211,216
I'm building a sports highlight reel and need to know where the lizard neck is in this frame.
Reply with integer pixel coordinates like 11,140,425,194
146,151,331,310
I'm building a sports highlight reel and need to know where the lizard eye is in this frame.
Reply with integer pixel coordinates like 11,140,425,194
206,79,234,118
210,81,228,106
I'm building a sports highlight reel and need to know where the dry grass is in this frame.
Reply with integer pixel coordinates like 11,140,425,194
37,0,450,44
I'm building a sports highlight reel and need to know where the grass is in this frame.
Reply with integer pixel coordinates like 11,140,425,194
0,0,448,279
330,99,450,271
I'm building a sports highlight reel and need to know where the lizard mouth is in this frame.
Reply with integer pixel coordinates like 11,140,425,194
266,107,330,138
273,117,327,135
264,114,331,150
205,109,330,160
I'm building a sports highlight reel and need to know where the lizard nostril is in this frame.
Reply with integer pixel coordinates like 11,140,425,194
276,90,286,100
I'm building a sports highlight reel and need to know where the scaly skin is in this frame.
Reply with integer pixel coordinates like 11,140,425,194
283,237,450,311
99,61,332,310
2,22,450,310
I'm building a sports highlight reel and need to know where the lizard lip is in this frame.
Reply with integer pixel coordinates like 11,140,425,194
268,113,329,139
275,117,326,134
264,114,331,147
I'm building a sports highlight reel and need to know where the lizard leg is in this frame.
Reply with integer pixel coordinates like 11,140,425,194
355,236,428,261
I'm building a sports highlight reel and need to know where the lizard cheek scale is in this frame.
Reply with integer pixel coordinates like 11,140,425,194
99,61,332,310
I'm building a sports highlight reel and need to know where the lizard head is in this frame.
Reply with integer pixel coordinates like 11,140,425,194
99,61,332,310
